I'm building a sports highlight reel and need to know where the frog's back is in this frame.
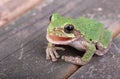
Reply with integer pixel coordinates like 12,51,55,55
75,17,104,42
99,29,112,48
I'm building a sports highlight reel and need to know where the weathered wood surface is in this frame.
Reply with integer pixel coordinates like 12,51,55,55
0,0,120,79
0,0,80,79
69,0,120,79
0,0,43,26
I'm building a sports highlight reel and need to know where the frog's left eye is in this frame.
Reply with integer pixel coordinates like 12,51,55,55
49,15,52,21
64,24,74,33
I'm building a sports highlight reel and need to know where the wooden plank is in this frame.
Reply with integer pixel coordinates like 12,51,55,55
0,0,120,79
0,0,73,61
0,25,79,79
0,0,81,79
69,37,120,79
0,0,43,26
69,0,120,78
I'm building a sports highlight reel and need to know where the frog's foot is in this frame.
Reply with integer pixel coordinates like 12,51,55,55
95,48,109,56
46,45,65,61
61,56,86,65
95,43,111,56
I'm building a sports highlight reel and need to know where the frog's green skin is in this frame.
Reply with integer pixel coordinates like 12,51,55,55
46,13,112,65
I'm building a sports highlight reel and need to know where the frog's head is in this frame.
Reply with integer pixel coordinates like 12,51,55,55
47,13,78,44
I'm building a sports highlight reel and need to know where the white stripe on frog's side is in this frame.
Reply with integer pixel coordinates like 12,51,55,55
68,38,88,51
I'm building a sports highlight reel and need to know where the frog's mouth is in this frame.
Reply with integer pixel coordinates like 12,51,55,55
46,33,78,45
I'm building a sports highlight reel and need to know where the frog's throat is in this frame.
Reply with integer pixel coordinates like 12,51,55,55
46,33,78,45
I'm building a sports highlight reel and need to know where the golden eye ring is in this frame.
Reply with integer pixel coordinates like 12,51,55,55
64,24,74,33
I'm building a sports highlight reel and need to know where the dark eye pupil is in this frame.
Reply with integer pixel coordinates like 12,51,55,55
64,24,74,33
49,15,52,21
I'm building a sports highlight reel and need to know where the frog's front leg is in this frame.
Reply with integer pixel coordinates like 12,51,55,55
46,43,65,61
62,44,96,65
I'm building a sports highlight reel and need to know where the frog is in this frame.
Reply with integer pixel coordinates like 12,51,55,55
46,13,112,65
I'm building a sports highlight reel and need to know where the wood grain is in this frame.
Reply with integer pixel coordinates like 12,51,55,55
0,0,43,26
0,0,120,79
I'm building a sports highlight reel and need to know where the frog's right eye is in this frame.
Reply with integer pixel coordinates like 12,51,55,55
49,15,52,21
64,24,74,33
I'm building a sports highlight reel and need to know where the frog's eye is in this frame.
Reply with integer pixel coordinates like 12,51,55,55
49,15,52,21
64,24,74,33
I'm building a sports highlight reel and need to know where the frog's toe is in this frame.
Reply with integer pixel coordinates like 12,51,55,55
49,51,58,61
46,48,51,60
46,46,62,61
95,43,111,56
95,50,108,56
53,50,60,58
46,48,57,61
95,48,109,56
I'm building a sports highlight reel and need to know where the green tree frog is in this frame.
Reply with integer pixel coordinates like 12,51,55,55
46,13,112,65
